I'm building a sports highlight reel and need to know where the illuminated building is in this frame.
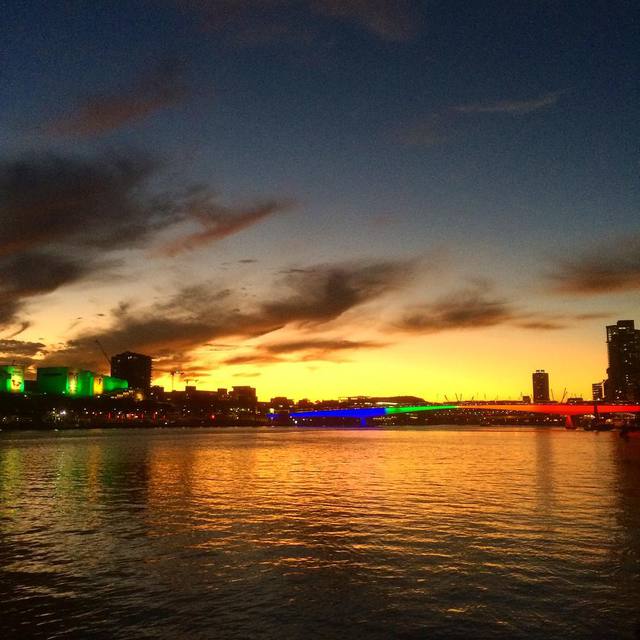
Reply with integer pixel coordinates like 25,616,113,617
0,365,25,393
605,320,640,402
36,367,127,396
532,370,550,403
111,351,152,391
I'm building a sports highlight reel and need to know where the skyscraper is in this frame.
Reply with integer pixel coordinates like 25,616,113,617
111,351,152,392
532,370,550,403
605,320,640,402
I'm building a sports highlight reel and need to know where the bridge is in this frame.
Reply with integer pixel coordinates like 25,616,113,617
273,403,640,427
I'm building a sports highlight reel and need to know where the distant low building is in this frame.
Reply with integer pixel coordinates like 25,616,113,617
270,397,294,410
230,386,257,405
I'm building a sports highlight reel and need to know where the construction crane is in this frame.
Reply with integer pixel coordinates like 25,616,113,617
95,340,111,371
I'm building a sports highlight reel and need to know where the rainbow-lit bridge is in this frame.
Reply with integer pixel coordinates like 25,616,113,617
273,403,640,427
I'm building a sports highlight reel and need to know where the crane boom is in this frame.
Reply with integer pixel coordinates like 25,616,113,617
95,340,111,369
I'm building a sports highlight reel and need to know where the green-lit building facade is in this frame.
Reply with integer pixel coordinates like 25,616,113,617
36,367,128,397
0,365,25,394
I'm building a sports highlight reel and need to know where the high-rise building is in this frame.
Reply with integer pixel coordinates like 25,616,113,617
605,320,640,402
111,351,152,391
592,382,604,402
532,370,550,403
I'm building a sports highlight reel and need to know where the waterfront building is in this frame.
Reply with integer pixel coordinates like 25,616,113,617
532,370,550,403
605,320,640,402
36,367,128,396
111,351,152,392
0,365,25,394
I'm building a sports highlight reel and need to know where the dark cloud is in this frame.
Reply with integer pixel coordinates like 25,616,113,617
263,260,414,326
0,151,292,267
398,288,515,333
515,319,566,331
223,338,385,366
175,0,420,45
0,252,97,328
0,152,163,256
223,353,283,366
0,339,46,358
549,236,640,294
264,338,383,354
4,321,31,338
161,194,292,256
47,61,188,137
394,283,602,334
44,259,410,367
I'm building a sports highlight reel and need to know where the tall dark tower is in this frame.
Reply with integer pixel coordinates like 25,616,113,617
605,320,640,402
111,351,152,392
532,370,550,403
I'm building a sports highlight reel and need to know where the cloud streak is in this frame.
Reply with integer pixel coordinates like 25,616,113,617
176,0,421,45
0,152,162,257
0,339,46,358
0,149,292,263
222,338,386,366
43,259,412,368
161,195,292,256
47,61,188,137
452,91,562,115
0,252,98,329
398,287,515,333
549,236,640,294
394,282,603,334
396,91,563,146
314,0,421,42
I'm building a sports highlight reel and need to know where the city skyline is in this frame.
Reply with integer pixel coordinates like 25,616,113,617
1,1,639,400
3,317,638,405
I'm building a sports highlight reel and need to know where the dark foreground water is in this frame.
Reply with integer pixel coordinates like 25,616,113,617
1,427,639,639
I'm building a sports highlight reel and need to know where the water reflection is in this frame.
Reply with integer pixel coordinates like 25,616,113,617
1,427,639,639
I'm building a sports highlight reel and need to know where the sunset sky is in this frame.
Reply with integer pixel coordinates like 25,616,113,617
1,0,638,400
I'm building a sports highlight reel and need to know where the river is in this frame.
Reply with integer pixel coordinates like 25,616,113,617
1,426,639,639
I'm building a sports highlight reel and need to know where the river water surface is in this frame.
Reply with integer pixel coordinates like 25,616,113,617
1,426,639,639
